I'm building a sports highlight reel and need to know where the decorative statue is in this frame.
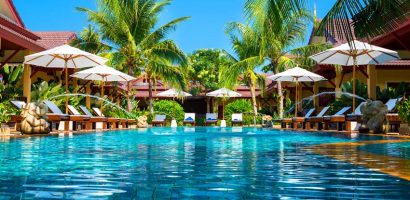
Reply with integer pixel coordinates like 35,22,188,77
360,100,388,133
137,115,148,128
20,102,50,134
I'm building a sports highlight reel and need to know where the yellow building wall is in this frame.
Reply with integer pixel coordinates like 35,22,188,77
376,69,410,89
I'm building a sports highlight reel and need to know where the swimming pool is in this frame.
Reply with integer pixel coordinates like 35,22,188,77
0,127,409,199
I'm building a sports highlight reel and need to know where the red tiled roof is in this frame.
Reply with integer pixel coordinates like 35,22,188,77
376,59,410,66
34,32,77,49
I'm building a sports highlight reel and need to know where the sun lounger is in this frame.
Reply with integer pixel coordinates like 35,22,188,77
278,108,315,129
183,113,196,126
306,107,350,131
205,113,218,125
231,113,243,126
323,106,352,131
91,107,121,129
292,108,315,129
304,106,330,130
152,115,167,126
68,105,108,131
44,100,87,131
384,98,402,132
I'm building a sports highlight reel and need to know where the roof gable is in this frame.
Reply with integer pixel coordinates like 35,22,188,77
0,0,24,27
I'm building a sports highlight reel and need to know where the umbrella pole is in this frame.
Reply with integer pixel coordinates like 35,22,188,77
222,99,224,120
353,55,357,113
295,81,298,117
65,60,69,114
101,78,105,113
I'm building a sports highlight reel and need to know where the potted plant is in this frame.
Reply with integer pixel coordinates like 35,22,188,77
397,99,410,134
262,115,273,128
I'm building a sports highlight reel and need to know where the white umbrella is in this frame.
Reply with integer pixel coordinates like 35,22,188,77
24,44,107,113
71,65,135,112
156,88,192,98
310,40,400,112
268,67,326,116
206,88,242,119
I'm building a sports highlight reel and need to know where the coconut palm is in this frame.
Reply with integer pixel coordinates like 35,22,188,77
78,0,188,114
317,0,410,43
70,25,111,55
222,23,266,126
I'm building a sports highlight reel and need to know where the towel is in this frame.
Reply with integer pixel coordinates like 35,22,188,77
185,117,193,121
207,118,216,120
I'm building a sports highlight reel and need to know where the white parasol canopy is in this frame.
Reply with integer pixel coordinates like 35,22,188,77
268,67,326,116
206,88,242,119
71,65,135,112
156,88,192,98
24,44,108,114
310,40,400,112
206,88,242,98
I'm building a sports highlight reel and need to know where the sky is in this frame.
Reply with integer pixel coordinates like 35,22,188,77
13,0,336,54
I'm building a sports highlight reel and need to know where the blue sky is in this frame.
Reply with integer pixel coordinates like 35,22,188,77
14,0,336,54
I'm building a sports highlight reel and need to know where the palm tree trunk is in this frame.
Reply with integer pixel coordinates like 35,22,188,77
127,66,132,112
148,76,154,115
249,81,258,127
274,65,284,118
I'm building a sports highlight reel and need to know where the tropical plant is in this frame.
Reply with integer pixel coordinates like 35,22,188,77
78,0,189,114
0,64,23,100
398,99,410,125
377,83,409,102
330,79,368,113
317,0,410,44
70,25,111,55
224,99,253,118
0,101,15,124
222,23,266,126
188,49,235,91
153,100,184,124
243,0,330,119
31,81,65,106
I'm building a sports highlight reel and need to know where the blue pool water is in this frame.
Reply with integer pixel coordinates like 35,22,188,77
0,127,410,199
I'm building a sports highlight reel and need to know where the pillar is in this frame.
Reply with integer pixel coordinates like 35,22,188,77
297,83,303,111
334,69,342,98
86,82,91,108
206,97,210,113
313,82,319,109
23,50,32,103
367,65,377,100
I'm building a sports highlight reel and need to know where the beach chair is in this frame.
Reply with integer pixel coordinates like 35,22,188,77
306,107,350,131
304,106,330,130
322,106,352,131
279,108,315,129
69,105,107,131
384,98,402,132
231,113,243,126
152,115,167,126
183,113,196,126
291,108,315,129
43,100,87,131
91,107,121,129
205,113,218,125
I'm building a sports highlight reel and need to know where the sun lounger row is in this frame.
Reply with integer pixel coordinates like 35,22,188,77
151,113,244,126
10,100,136,132
276,98,402,132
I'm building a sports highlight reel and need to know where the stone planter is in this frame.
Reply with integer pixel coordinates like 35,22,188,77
0,124,11,135
399,123,410,135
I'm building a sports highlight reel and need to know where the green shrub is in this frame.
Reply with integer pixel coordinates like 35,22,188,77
224,99,261,125
153,100,184,124
398,99,410,125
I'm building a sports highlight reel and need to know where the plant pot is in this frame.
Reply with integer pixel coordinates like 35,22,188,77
0,124,10,135
399,123,410,135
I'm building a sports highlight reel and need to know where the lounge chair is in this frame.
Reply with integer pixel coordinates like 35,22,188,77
291,108,315,129
231,113,243,126
384,98,402,132
306,107,350,131
91,107,121,129
152,115,167,126
183,113,196,126
43,100,87,131
304,106,330,130
278,108,315,129
323,106,352,131
69,105,107,131
205,113,218,125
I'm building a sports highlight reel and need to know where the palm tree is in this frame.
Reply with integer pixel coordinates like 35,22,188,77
70,25,111,55
222,23,266,126
78,0,188,114
317,0,410,43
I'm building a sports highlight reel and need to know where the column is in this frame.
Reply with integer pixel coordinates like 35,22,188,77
23,50,32,103
86,82,91,108
334,69,342,98
313,82,319,109
297,83,303,111
367,65,377,100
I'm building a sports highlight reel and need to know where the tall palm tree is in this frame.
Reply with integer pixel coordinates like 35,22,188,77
70,25,111,55
78,0,188,114
222,23,266,126
317,0,410,43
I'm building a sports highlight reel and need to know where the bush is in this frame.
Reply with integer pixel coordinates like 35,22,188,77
224,99,260,125
398,99,410,125
153,100,184,124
